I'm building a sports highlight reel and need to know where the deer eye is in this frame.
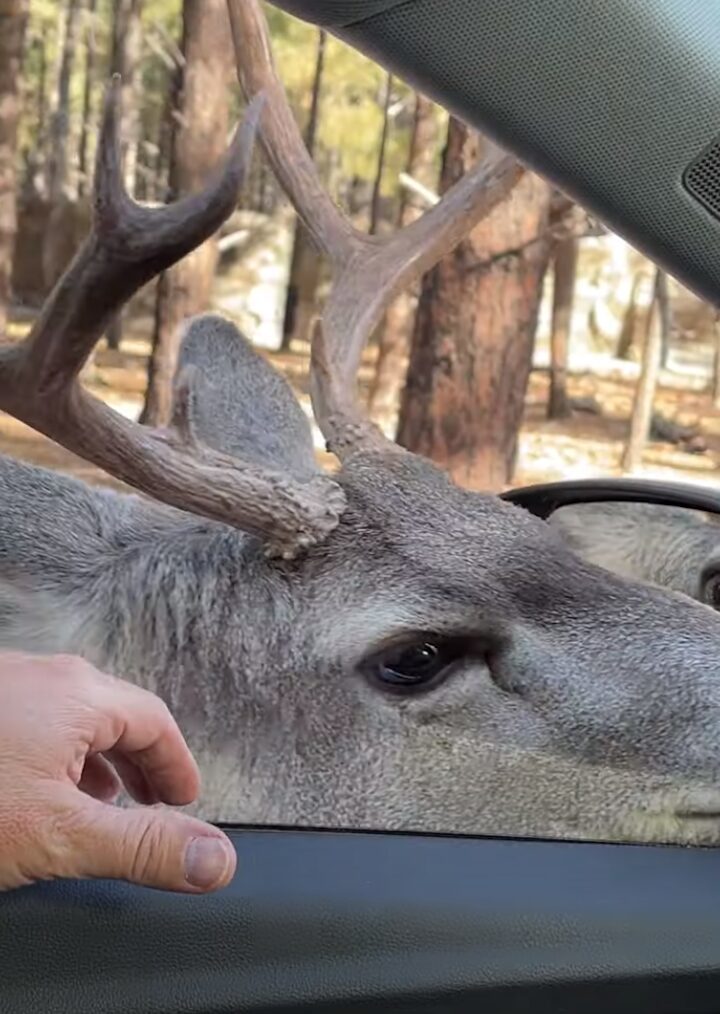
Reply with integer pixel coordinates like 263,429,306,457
701,571,720,611
366,638,462,693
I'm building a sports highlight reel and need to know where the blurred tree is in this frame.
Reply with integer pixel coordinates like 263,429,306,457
281,28,326,353
46,0,82,203
105,0,144,351
547,211,578,420
77,0,98,198
0,0,28,332
369,92,439,421
712,310,720,408
621,268,663,472
141,13,184,201
369,71,393,236
29,19,49,171
543,192,606,419
16,1,60,186
616,279,637,360
141,0,234,426
110,0,143,195
656,269,672,369
397,117,552,491
546,189,586,420
41,0,85,299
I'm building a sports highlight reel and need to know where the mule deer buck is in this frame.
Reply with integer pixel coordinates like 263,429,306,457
550,500,720,607
1,0,720,848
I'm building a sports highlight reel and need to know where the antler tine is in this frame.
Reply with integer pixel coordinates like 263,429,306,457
228,0,525,461
20,77,264,392
226,3,357,266
0,73,346,559
313,150,525,457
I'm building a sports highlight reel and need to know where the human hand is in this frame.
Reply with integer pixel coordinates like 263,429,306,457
0,652,236,893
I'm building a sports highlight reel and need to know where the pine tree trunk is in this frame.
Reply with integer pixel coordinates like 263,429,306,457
31,20,49,163
656,269,672,369
46,0,82,204
154,58,180,202
616,272,641,360
547,235,578,419
369,71,393,236
105,0,144,351
397,118,552,491
281,29,326,353
141,0,233,426
77,0,98,198
110,0,143,196
621,269,663,472
0,0,28,333
369,93,437,422
712,312,720,408
42,0,83,299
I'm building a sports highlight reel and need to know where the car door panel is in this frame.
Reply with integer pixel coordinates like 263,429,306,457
3,827,720,1014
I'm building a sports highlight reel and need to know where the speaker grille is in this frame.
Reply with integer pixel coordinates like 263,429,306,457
684,139,720,220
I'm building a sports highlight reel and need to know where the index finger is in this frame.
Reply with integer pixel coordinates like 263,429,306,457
83,675,201,807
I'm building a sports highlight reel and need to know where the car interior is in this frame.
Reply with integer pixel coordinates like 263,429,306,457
4,1,720,1012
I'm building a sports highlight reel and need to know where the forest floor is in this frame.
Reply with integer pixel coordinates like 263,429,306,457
3,311,720,495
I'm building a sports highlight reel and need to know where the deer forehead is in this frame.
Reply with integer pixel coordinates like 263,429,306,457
334,451,549,563
291,456,577,644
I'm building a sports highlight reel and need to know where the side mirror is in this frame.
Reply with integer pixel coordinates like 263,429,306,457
501,478,720,607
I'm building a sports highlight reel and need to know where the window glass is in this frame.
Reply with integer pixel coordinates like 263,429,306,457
4,0,720,851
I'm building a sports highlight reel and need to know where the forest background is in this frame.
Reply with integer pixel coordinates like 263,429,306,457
1,0,719,493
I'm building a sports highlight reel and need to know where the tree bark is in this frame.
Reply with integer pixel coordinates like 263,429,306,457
0,0,28,333
77,0,98,198
141,0,233,426
369,92,437,421
154,54,181,202
281,29,326,353
711,312,720,408
397,117,552,491
621,269,663,472
110,0,144,197
46,0,82,204
42,0,83,299
105,0,144,351
547,234,578,419
369,71,393,236
31,20,49,165
656,269,672,369
616,272,642,360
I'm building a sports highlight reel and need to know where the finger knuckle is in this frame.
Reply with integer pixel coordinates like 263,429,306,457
47,653,97,686
126,817,164,883
154,696,175,727
12,792,82,881
137,688,176,730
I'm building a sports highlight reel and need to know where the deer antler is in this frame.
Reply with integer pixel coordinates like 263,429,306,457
227,0,525,460
0,77,345,559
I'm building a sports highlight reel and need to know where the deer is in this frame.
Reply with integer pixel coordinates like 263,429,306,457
549,500,720,608
2,0,720,850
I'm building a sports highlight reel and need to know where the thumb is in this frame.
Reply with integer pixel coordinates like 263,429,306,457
48,794,237,892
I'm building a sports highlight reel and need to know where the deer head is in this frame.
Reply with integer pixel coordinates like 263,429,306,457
1,0,720,848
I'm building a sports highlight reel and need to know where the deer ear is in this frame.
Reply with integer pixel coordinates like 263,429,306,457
173,314,319,480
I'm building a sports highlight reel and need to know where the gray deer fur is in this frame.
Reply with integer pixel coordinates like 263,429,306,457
3,314,720,847
549,500,720,602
